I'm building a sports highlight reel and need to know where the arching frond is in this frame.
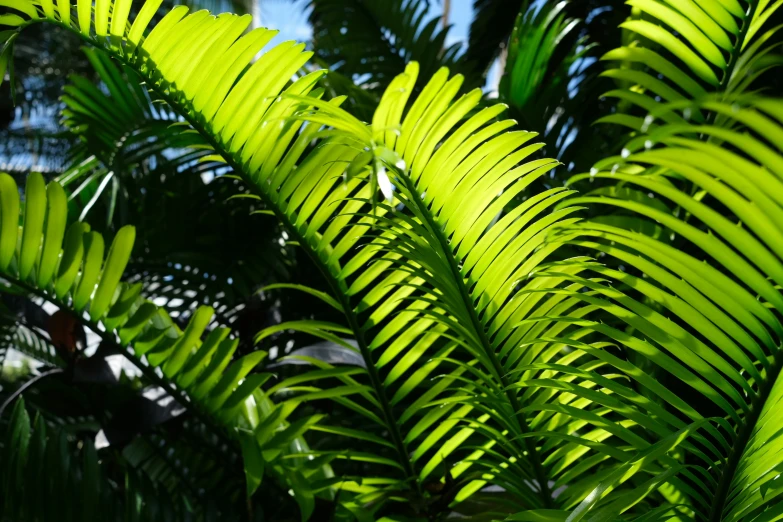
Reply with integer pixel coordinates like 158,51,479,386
0,0,600,514
56,48,291,328
58,46,222,224
277,57,618,513
1,2,450,515
500,1,612,167
600,0,783,131
530,97,783,519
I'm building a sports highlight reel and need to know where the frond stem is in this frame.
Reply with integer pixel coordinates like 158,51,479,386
397,173,555,508
722,0,758,92
708,353,783,521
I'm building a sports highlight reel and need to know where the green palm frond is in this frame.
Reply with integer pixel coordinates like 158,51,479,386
255,59,597,513
57,46,223,226
10,0,783,520
500,1,605,167
0,4,426,515
523,2,783,516
502,2,585,115
1,395,268,520
464,0,526,79
600,0,783,132
1,3,418,513
531,96,783,518
497,0,783,518
0,1,591,514
119,418,256,512
56,48,292,326
495,1,638,175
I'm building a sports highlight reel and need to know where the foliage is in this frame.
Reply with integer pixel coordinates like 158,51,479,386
308,0,464,93
1,0,783,521
57,47,290,329
0,170,328,516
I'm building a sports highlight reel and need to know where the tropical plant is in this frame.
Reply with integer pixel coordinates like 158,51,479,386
1,0,783,520
0,170,334,518
2,396,214,520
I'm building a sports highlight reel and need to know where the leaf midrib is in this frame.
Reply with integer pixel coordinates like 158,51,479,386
397,172,555,508
701,0,758,135
707,353,783,521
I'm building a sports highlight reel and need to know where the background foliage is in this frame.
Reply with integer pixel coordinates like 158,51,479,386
2,0,783,521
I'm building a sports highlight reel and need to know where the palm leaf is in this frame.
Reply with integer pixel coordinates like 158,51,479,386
2,3,437,514
58,46,223,224
463,0,526,79
502,4,783,515
274,60,605,512
499,1,608,167
57,48,293,329
599,0,783,131
528,96,783,518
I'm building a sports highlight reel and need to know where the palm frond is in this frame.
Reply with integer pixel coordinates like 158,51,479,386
525,3,783,515
1,4,445,514
2,398,139,519
0,396,244,520
500,1,608,167
525,95,783,518
263,57,607,512
0,2,591,514
599,0,783,132
12,1,783,520
479,0,630,170
58,46,222,225
57,48,293,328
